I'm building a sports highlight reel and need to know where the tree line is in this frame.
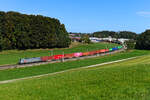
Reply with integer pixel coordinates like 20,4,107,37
92,31,137,39
0,11,71,50
70,31,138,40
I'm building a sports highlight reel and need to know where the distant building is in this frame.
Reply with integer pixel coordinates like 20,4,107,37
118,38,129,44
70,37,81,42
89,37,101,43
69,33,81,42
89,36,130,44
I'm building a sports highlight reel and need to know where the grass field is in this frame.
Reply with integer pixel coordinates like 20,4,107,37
0,50,149,81
0,42,118,65
0,53,150,100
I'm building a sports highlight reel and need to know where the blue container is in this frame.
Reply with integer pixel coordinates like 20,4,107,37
112,47,118,51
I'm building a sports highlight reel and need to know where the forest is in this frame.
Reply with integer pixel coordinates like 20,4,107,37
0,11,71,50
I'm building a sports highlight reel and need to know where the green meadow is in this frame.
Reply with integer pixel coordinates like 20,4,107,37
0,50,149,81
0,52,150,100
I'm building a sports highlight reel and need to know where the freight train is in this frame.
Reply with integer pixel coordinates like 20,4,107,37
19,46,123,64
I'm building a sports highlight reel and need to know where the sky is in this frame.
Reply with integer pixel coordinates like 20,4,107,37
0,0,150,33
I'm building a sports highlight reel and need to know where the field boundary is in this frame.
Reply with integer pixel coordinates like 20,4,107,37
0,56,141,84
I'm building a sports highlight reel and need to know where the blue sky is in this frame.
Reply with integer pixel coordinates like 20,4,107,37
0,0,150,33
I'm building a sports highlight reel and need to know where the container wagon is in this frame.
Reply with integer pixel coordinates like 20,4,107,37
64,53,74,59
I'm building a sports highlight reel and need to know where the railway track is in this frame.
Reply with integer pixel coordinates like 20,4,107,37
0,49,125,70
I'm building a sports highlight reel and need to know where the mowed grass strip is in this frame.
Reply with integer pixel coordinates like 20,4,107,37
0,43,118,65
0,54,150,100
0,50,149,81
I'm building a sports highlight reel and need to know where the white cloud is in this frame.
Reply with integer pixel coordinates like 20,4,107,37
137,11,150,17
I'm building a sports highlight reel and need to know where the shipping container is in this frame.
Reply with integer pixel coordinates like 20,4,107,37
74,52,83,57
41,56,49,62
95,50,100,54
109,48,113,51
99,49,106,53
117,46,123,49
105,49,109,52
41,56,53,62
48,56,53,60
64,53,74,59
89,51,97,55
53,55,64,60
112,47,118,51
96,50,101,54
82,52,90,56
